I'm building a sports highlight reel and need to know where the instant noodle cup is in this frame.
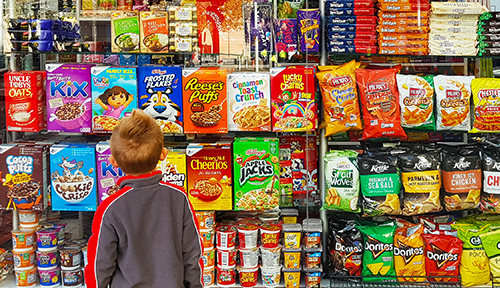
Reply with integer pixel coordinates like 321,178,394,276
283,224,302,249
303,223,322,249
260,223,281,248
13,247,36,268
261,245,282,268
38,266,61,287
37,247,59,268
37,228,59,249
201,246,215,269
283,270,301,288
216,266,237,286
283,251,301,269
305,272,321,288
12,229,35,249
217,248,237,268
239,247,260,268
15,265,38,287
261,266,281,287
237,223,259,249
202,267,215,287
200,229,215,249
305,251,322,269
18,210,40,226
216,225,236,249
238,266,259,287
195,211,215,229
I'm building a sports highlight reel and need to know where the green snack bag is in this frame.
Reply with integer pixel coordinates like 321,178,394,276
396,74,436,131
357,221,397,282
480,230,500,285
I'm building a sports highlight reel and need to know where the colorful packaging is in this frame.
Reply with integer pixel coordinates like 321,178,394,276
297,9,320,53
394,222,425,282
227,72,271,132
270,66,317,132
186,141,232,210
182,68,228,134
50,143,97,211
278,0,304,18
423,234,463,283
470,78,500,132
137,66,183,133
479,230,500,284
111,11,140,53
46,64,93,133
96,142,124,205
245,4,272,55
4,71,45,132
139,11,169,53
434,75,474,131
328,219,363,277
274,19,298,60
481,149,500,213
233,137,280,211
356,66,407,140
91,66,137,133
396,74,435,131
316,61,362,137
323,150,360,213
156,147,186,191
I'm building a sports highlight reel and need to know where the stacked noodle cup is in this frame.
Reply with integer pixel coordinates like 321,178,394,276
235,219,259,287
12,210,40,288
196,211,217,287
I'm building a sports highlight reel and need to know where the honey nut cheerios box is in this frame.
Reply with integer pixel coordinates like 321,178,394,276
186,141,232,210
233,137,280,211
91,66,137,133
156,144,187,191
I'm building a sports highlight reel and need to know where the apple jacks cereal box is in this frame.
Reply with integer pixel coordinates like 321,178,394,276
228,72,271,132
271,66,317,132
96,142,124,205
156,146,186,191
233,137,280,211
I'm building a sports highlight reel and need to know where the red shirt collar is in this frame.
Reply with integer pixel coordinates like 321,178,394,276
117,170,162,186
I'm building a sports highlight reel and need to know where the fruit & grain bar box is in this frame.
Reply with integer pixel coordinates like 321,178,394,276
96,142,124,205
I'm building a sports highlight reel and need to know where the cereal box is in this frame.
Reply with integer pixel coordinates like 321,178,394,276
156,146,186,190
233,137,280,211
270,66,317,132
91,66,137,133
50,143,97,211
137,66,183,133
227,72,271,132
111,11,140,53
96,142,124,205
4,71,45,132
186,141,232,211
46,64,93,133
140,11,169,53
182,68,228,134
274,19,298,60
297,9,320,53
0,144,48,211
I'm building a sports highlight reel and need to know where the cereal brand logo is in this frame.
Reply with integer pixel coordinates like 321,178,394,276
162,170,186,188
427,244,458,269
478,89,500,100
238,155,274,185
233,80,265,102
6,155,33,175
50,79,89,98
453,158,471,170
101,162,124,178
239,272,254,283
41,273,51,283
144,73,176,89
39,235,52,247
190,156,228,170
368,82,389,93
64,274,78,284
281,74,304,90
93,77,110,87
38,254,50,265
246,149,265,157
184,78,225,104
262,233,278,245
365,236,393,259
8,75,33,99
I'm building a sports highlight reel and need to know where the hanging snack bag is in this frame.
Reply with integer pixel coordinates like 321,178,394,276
323,150,360,213
400,149,442,216
359,154,401,217
470,78,500,133
479,230,500,284
328,219,363,278
423,234,462,283
357,221,397,282
111,11,140,53
356,66,407,140
394,222,426,283
316,61,362,137
396,74,435,131
441,146,481,211
481,149,500,213
434,75,474,131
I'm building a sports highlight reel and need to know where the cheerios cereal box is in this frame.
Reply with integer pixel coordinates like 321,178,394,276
156,146,186,191
233,137,280,211
270,66,317,132
96,142,124,205
186,141,232,210
228,72,271,132
137,66,183,134
91,66,137,133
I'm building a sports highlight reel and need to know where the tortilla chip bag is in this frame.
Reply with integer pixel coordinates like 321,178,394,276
394,222,426,283
470,78,500,133
317,61,363,137
396,74,435,131
423,233,462,283
480,230,500,285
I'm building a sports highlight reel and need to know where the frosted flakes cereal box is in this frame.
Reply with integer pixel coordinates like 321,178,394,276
156,147,186,191
270,66,317,132
228,72,271,132
96,142,124,205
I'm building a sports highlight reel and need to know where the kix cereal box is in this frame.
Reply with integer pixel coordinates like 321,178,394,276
228,72,271,132
156,146,186,190
183,68,228,134
233,137,280,211
96,142,124,205
137,66,183,133
187,141,232,210
46,64,93,133
270,66,317,132
91,66,137,133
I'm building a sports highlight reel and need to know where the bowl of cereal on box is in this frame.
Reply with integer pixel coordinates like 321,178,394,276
7,180,42,209
50,99,91,130
52,171,94,204
190,178,223,202
190,105,222,127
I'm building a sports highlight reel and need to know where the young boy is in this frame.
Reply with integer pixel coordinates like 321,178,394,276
85,110,204,288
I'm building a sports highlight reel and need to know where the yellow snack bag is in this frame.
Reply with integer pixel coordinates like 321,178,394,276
470,78,500,133
394,223,426,283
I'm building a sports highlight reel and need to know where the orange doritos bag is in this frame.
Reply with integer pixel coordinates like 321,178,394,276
316,61,363,137
356,65,407,140
394,222,426,283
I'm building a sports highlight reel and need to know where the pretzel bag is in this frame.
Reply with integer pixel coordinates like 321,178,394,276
470,78,500,133
396,74,435,131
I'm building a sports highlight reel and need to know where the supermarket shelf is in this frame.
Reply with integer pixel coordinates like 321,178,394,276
79,17,111,22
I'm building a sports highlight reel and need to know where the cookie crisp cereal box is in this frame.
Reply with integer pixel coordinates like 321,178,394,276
96,142,124,205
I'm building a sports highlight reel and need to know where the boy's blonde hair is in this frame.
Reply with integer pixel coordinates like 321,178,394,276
110,109,163,175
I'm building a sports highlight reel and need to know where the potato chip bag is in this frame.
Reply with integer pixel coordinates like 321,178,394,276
479,230,500,285
481,149,500,213
317,61,363,137
434,75,474,131
394,223,426,283
357,221,397,282
328,219,363,278
356,66,407,140
470,78,500,133
396,74,435,131
423,234,462,283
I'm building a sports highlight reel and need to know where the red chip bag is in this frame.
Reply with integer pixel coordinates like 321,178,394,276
355,66,407,140
423,234,463,283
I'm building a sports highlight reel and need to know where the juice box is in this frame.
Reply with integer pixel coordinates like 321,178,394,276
96,142,124,205
274,19,298,60
46,64,93,133
227,72,271,132
140,11,169,53
233,137,280,211
156,147,186,190
111,11,140,53
91,66,137,133
182,68,228,134
4,71,45,132
297,9,320,53
50,143,97,211
270,66,317,132
137,66,183,133
186,141,232,210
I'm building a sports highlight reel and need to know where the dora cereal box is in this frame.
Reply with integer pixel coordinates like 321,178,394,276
270,66,317,132
96,142,124,205
140,11,169,53
157,146,186,191
297,9,320,53
91,66,137,133
183,68,228,134
233,137,280,211
187,141,232,210
137,66,183,133
228,72,271,132
46,64,93,133
4,71,45,132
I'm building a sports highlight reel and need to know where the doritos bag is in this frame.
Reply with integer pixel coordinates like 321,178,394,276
452,224,491,287
441,145,481,211
434,75,474,131
470,78,500,133
423,234,462,283
397,74,435,131
479,230,500,285
328,219,363,278
317,61,363,137
394,222,426,283
481,149,500,213
357,221,397,282
356,66,407,140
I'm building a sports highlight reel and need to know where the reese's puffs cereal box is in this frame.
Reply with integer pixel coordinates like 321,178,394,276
187,141,232,210
183,68,228,134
